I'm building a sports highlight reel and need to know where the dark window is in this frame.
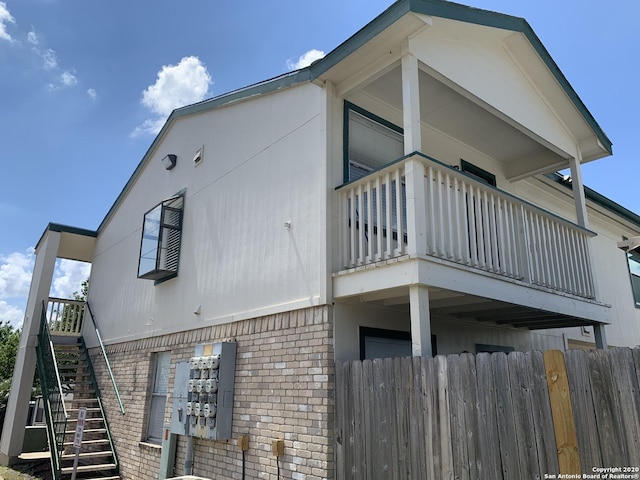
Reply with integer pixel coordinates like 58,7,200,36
359,327,437,360
627,252,640,307
475,343,514,353
461,160,496,187
138,194,184,281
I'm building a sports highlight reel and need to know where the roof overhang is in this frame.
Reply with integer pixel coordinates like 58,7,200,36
35,223,97,262
315,0,611,166
96,0,614,234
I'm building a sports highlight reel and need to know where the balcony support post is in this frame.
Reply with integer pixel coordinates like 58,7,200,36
410,285,432,357
594,324,608,350
0,230,61,465
401,53,422,154
569,154,589,229
570,150,600,300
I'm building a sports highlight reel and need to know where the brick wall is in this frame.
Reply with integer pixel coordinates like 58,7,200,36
90,305,334,480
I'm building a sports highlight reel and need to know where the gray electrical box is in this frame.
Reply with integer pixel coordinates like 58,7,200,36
170,342,237,440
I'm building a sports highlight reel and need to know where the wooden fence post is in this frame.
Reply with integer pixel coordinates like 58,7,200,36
543,350,581,475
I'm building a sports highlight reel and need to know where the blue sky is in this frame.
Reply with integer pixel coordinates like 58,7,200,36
1,0,639,326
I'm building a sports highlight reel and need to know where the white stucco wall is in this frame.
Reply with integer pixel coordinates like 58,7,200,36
87,82,328,344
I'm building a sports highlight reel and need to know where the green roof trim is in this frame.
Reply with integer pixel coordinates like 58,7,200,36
35,223,98,251
46,223,98,237
97,0,613,234
405,0,612,155
547,173,640,228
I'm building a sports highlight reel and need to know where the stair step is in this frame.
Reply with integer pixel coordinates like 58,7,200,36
61,450,113,460
63,439,110,447
61,462,117,474
67,418,104,424
62,476,120,480
65,428,107,435
62,475,120,480
68,408,101,414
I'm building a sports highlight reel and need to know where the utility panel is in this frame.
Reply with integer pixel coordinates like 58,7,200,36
170,342,237,440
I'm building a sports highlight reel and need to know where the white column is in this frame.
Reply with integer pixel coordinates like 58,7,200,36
0,230,60,465
401,53,422,155
410,285,432,357
594,324,608,350
405,158,428,257
569,153,589,229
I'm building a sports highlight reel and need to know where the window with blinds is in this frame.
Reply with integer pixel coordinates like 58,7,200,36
346,107,404,182
345,103,407,242
147,351,170,444
627,252,640,307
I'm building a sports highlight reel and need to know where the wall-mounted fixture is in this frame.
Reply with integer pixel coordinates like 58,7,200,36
193,146,204,166
162,154,177,170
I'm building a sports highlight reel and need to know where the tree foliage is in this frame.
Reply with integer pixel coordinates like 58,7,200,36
0,322,20,406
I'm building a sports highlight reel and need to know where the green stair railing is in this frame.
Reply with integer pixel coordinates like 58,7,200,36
86,302,125,415
36,301,68,480
79,336,120,474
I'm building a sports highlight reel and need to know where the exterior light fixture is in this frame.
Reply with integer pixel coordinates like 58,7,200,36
162,154,177,170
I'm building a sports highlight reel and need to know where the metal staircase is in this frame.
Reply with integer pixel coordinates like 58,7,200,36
36,302,120,480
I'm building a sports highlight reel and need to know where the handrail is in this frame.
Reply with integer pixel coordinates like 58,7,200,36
40,302,69,420
37,301,67,480
79,336,120,472
86,302,125,415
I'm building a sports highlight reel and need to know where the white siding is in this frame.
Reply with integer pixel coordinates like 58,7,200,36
410,32,576,158
87,82,327,344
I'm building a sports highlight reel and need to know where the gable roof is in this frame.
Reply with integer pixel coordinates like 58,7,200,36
98,0,612,234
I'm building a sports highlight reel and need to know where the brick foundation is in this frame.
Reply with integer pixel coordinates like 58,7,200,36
89,305,334,480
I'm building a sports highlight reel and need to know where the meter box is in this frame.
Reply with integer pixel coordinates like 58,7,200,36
170,341,237,440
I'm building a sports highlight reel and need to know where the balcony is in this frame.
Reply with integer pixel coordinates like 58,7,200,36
45,297,85,336
336,153,596,301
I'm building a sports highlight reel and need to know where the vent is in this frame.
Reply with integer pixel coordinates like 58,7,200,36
193,146,204,166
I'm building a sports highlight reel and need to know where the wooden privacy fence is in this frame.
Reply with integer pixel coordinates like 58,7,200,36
335,348,640,480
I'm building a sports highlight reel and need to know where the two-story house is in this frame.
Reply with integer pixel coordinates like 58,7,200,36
3,0,640,479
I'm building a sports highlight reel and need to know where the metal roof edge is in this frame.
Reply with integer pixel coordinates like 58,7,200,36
408,0,612,155
35,223,97,251
96,70,313,233
96,0,612,234
546,173,640,228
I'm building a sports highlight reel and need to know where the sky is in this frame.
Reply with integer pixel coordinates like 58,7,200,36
1,0,639,327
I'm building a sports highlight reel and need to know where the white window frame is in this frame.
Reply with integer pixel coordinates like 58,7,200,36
146,351,171,444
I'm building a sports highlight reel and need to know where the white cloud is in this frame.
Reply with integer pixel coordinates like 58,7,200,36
87,88,97,99
0,301,23,328
286,49,325,70
42,48,58,69
0,2,15,42
131,118,166,138
132,56,212,137
0,250,34,299
27,29,38,45
60,70,77,86
51,259,90,299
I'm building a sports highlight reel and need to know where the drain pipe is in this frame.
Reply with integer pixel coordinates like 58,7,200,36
184,435,194,475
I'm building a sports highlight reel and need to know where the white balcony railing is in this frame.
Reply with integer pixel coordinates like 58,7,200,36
338,154,596,299
46,297,85,335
